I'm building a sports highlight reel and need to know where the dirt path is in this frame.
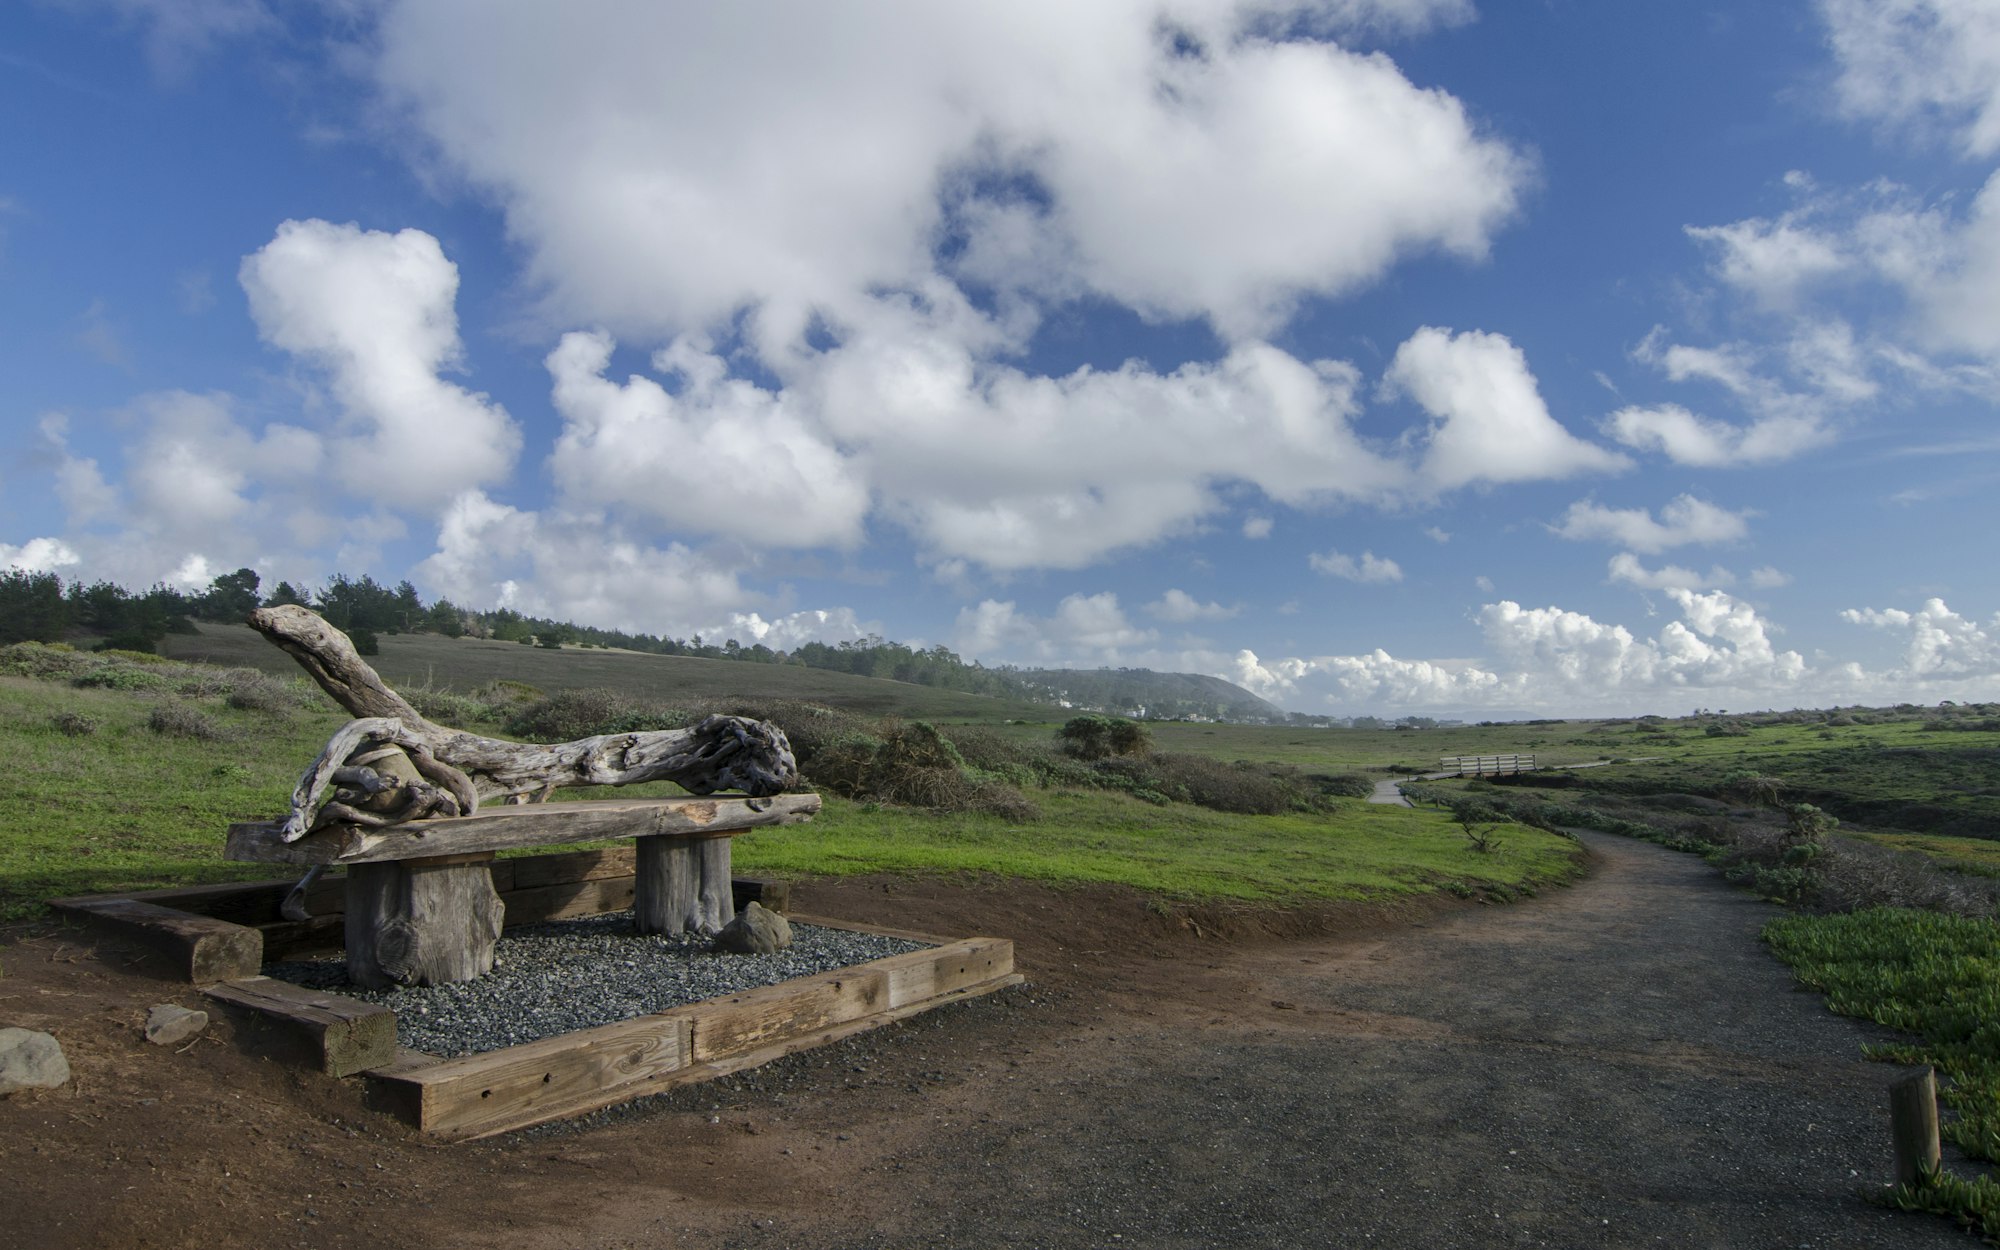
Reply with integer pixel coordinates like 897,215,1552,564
0,835,1972,1249
1366,777,1412,805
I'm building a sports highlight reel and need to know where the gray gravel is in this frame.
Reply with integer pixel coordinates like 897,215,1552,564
264,910,931,1056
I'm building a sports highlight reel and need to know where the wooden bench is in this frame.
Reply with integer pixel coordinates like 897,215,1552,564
227,794,820,989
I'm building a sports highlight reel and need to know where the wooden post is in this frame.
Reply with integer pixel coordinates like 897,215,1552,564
344,855,505,989
634,834,736,936
1890,1066,1941,1187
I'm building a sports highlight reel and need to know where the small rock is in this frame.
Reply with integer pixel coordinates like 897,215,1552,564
0,1027,71,1094
145,1004,209,1047
712,901,794,955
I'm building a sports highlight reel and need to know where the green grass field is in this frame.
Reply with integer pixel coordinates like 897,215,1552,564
0,653,1583,922
1548,714,2000,842
22,628,1997,926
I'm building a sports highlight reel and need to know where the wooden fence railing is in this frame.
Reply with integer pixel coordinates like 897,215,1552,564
1438,754,1536,777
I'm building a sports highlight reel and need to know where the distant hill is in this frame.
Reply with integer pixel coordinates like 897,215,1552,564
163,624,1285,724
1013,668,1285,722
163,623,1057,723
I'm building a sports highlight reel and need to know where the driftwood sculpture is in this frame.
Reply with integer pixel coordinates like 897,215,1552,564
250,605,798,840
246,606,800,982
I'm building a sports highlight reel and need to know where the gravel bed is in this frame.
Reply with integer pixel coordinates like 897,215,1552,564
263,910,932,1057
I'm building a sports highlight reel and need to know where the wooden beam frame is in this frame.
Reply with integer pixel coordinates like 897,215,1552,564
53,852,1022,1140
47,897,263,984
204,975,397,1077
370,935,1019,1140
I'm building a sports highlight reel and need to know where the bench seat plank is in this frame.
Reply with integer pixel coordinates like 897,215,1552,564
225,793,821,865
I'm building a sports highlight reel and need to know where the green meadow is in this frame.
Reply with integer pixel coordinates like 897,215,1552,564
0,634,1585,921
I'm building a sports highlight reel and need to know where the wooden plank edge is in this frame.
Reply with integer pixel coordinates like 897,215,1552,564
48,896,265,984
419,972,1027,1142
204,975,398,1078
366,937,1015,1139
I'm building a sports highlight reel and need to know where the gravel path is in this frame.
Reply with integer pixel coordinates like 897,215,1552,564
593,832,1973,1250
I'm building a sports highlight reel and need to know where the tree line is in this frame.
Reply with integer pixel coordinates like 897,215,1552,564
0,567,1027,699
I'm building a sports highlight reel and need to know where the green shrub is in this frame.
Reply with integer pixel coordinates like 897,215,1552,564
146,702,225,741
1787,802,1839,841
1767,908,2000,1162
473,679,544,707
50,710,99,737
937,726,1033,771
1056,714,1152,760
1312,773,1375,799
804,732,885,796
94,635,160,655
0,642,91,680
794,717,1038,820
1726,862,1817,904
507,688,638,740
72,665,173,692
401,686,487,726
1884,1171,2000,1243
223,671,305,713
1120,753,1296,815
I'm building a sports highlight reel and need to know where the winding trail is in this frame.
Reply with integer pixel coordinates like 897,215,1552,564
553,833,1970,1249
5,834,1972,1249
1368,776,1414,805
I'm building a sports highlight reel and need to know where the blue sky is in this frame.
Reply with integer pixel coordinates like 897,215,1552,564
4,0,2000,717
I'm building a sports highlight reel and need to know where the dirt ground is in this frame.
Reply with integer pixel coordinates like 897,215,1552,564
0,835,1979,1249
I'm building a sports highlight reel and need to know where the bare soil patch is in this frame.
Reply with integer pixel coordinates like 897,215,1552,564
0,838,1974,1248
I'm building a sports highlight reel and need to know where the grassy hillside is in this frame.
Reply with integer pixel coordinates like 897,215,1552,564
163,623,1058,721
0,644,1584,922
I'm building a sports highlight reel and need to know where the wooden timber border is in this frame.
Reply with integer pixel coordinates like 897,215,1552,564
48,842,1019,1138
371,933,1018,1140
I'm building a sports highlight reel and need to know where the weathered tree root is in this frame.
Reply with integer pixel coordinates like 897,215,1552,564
248,605,799,844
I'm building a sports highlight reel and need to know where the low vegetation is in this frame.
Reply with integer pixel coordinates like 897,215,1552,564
0,645,1575,923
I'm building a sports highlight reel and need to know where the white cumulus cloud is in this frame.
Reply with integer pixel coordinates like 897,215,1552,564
413,491,760,637
1842,598,2000,678
370,2,1529,346
1606,554,1735,592
1147,589,1239,622
1554,494,1751,553
1308,547,1403,582
1821,0,2000,157
952,592,1158,665
240,219,521,512
0,537,81,573
546,331,868,550
1383,326,1630,491
717,608,880,652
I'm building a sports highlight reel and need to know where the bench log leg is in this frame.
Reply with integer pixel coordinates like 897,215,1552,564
634,834,735,936
345,857,505,989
